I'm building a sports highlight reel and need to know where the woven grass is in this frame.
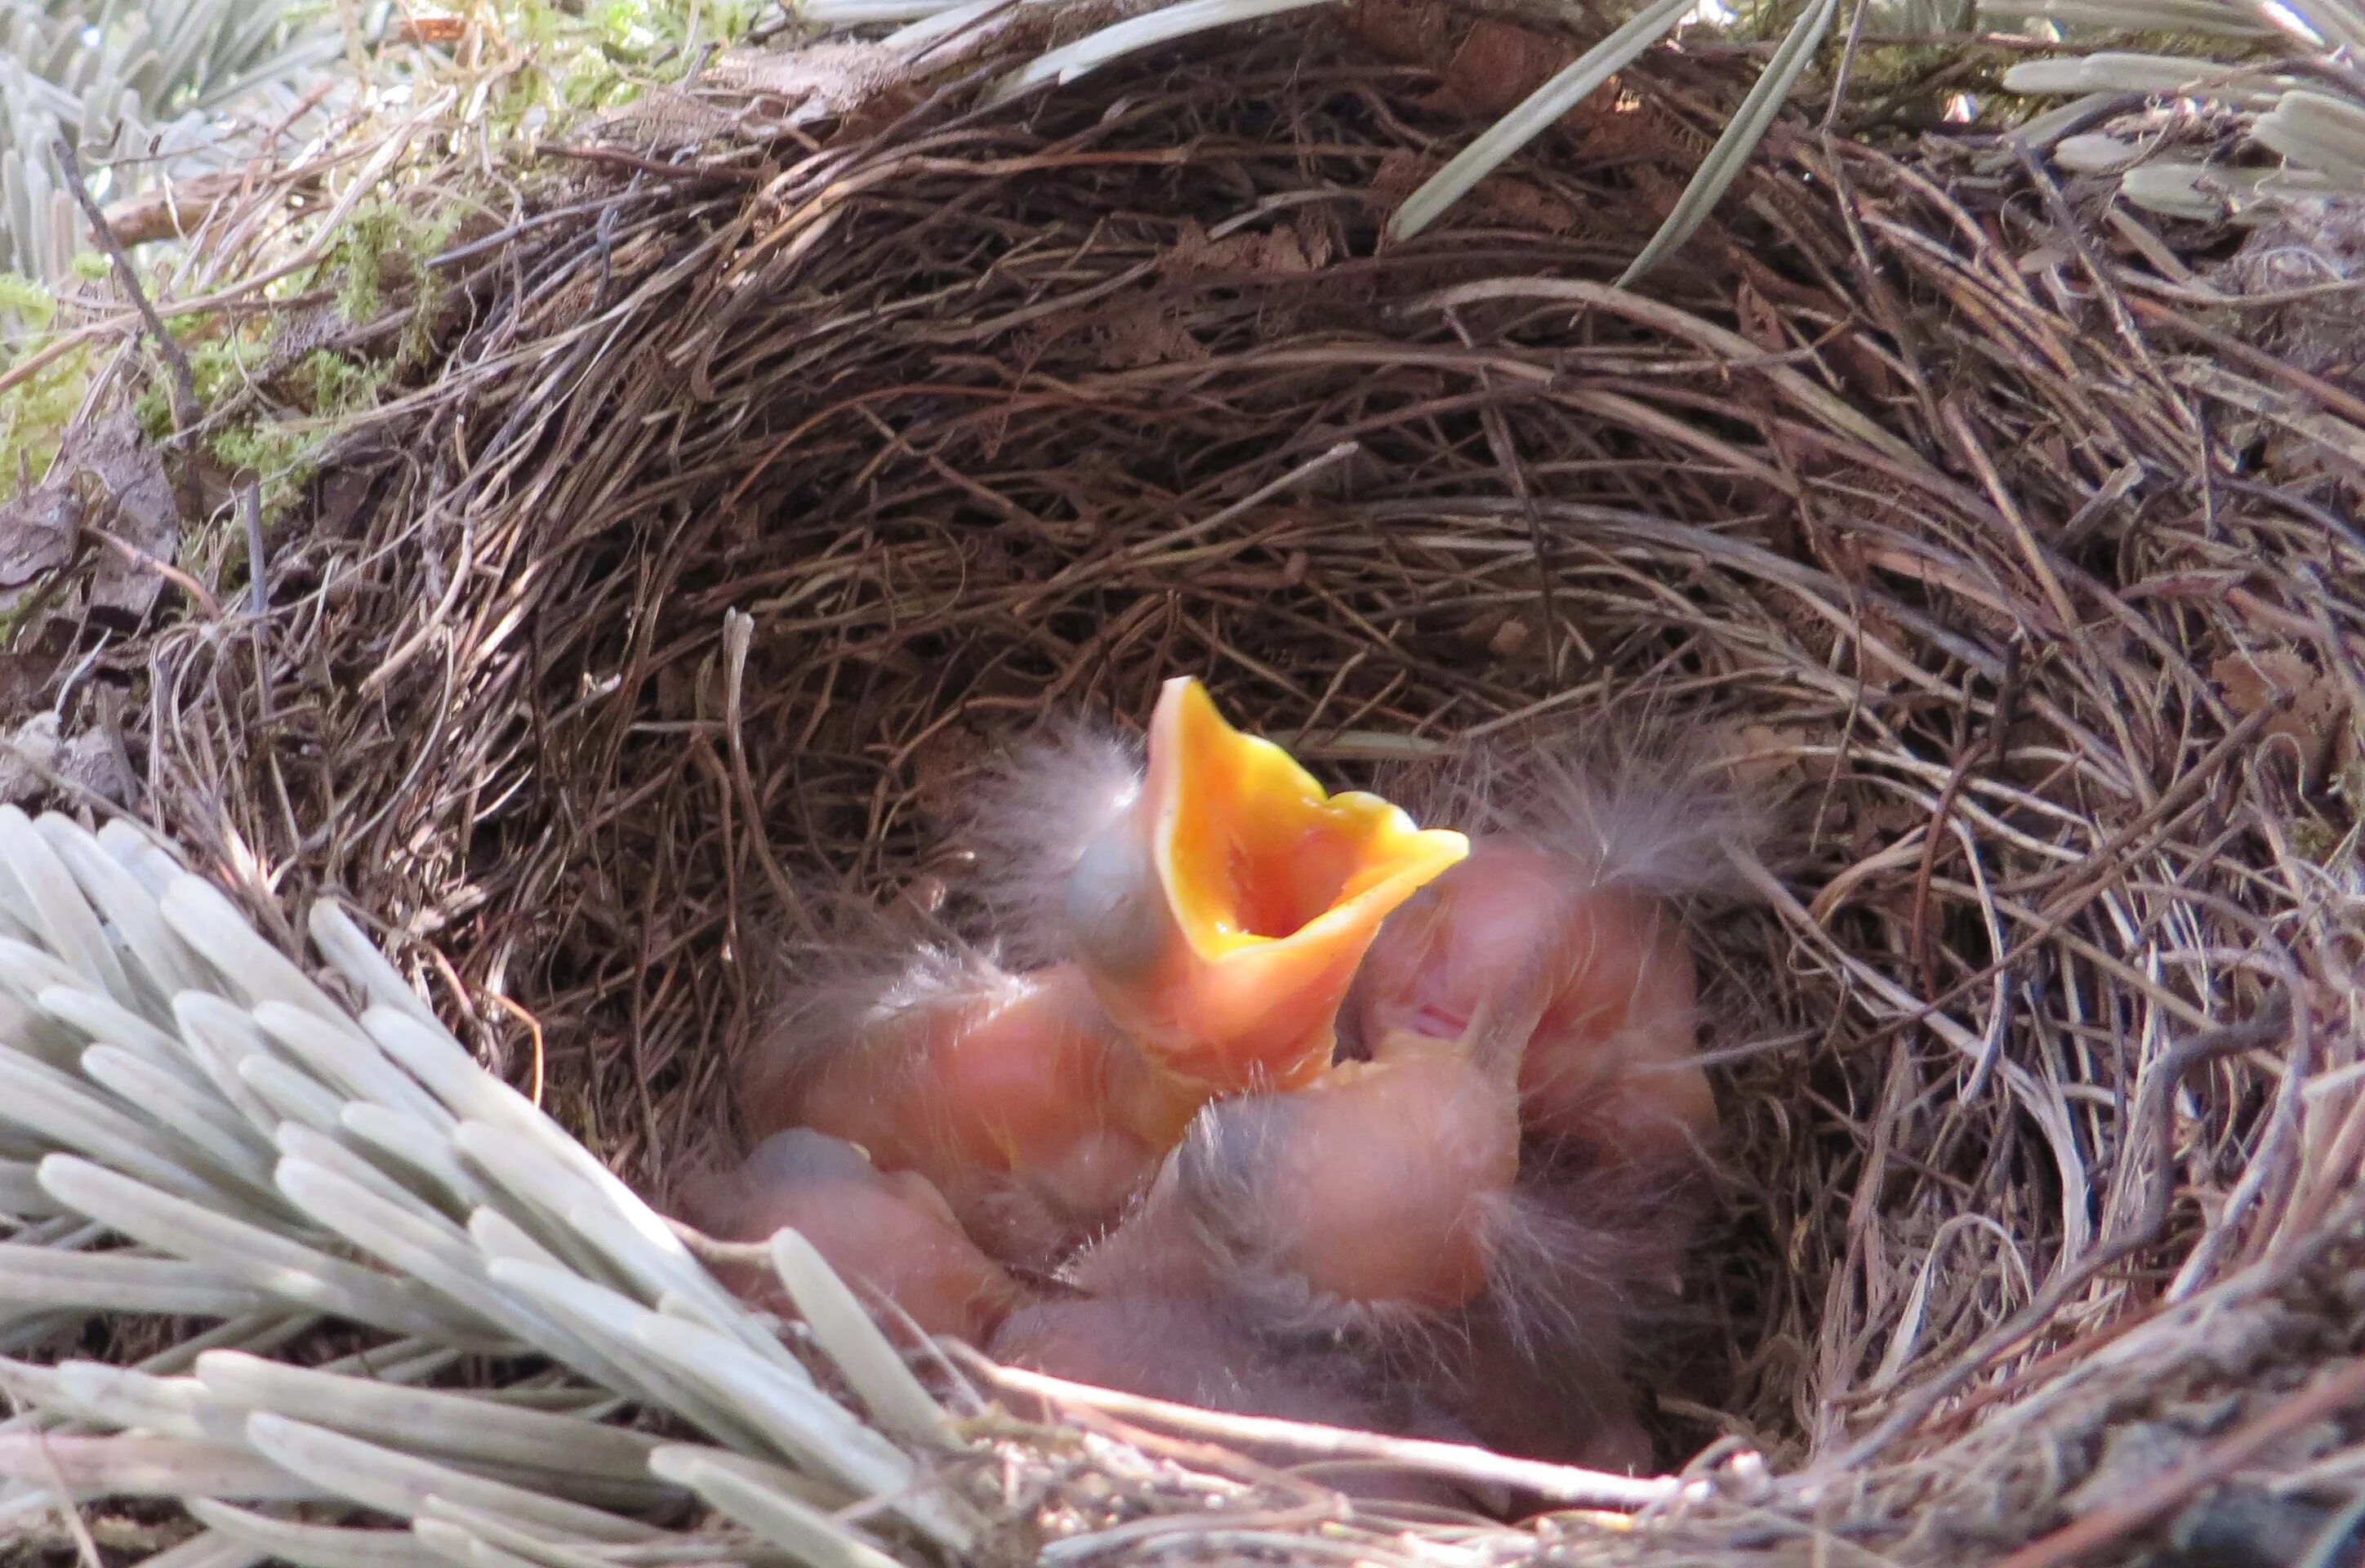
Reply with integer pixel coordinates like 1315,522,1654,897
0,5,2362,1566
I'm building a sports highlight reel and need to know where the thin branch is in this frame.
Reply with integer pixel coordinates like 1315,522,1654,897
968,1354,1698,1511
53,139,202,438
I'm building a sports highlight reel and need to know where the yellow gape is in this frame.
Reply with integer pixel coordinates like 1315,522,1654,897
1070,676,1469,1092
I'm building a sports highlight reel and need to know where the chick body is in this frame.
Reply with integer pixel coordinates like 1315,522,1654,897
989,1165,1493,1508
990,1058,1664,1495
755,962,1201,1264
993,1042,1519,1379
718,697,1752,1494
684,1128,1027,1343
1171,1046,1521,1311
1349,837,1713,1174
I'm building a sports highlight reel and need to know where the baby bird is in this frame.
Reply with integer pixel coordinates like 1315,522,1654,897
710,691,1755,1491
990,998,1663,1482
742,949,1201,1266
680,1127,1028,1343
1350,849,1707,1172
987,1102,1499,1466
994,965,1522,1381
1169,1029,1525,1313
741,677,1472,1265
976,676,1470,1095
1344,737,1752,1179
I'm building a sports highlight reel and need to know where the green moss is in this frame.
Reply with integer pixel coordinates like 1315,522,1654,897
0,336,98,488
132,382,172,443
0,274,77,477
314,196,466,332
494,0,756,122
122,322,266,442
211,416,322,500
192,335,257,406
398,264,448,370
2290,815,2355,868
300,350,390,416
0,274,56,331
329,201,403,325
23,0,757,525
194,351,384,514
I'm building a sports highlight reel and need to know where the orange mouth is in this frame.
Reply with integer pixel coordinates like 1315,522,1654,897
1074,678,1468,1091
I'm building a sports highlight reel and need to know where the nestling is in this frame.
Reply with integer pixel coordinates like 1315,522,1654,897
693,684,1757,1490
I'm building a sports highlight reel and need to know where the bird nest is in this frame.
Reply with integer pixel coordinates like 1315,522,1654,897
2,7,2363,1567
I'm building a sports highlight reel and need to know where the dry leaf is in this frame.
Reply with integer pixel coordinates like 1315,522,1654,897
1435,19,1575,118
1365,150,1575,234
100,170,252,249
1468,177,1580,234
705,44,911,126
1371,149,1431,210
2216,647,2318,719
2212,646,2349,789
596,88,743,149
1726,722,1811,787
1343,0,1456,67
2,406,178,621
392,14,467,44
0,653,56,717
1574,101,1706,187
317,461,382,542
911,723,990,823
78,410,178,620
0,483,77,612
0,712,131,806
1091,296,1209,369
1165,221,1330,279
1347,0,1575,123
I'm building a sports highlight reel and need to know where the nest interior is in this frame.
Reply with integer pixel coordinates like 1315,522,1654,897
38,6,2365,1557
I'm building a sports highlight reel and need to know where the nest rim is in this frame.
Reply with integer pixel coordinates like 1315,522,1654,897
7,6,2365,1563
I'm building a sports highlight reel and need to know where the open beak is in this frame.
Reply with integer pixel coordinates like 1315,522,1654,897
1069,677,1468,1091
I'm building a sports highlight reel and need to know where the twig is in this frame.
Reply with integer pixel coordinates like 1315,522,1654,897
24,1431,104,1568
722,608,815,938
1993,1356,2365,1568
484,991,549,1110
541,144,761,185
88,530,220,620
1831,1001,2293,1471
1908,635,2022,1003
239,474,273,724
238,474,268,621
53,139,201,438
964,1355,1692,1510
2131,292,2365,434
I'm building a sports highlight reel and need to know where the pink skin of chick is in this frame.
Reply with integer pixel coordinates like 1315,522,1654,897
990,1037,1677,1490
679,1126,1031,1345
739,946,1202,1270
1345,733,1759,1179
711,707,1760,1492
988,1108,1505,1510
1347,841,1714,1174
